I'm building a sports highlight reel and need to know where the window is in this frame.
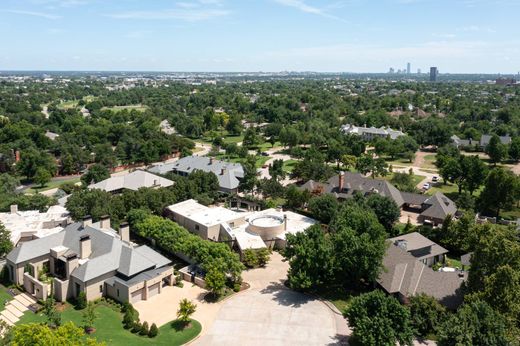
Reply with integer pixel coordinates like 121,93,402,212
117,289,120,297
99,285,103,293
195,225,200,231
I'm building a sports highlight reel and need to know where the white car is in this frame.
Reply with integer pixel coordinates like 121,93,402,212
422,183,431,190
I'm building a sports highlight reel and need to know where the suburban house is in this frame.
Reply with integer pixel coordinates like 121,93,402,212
88,170,174,194
388,232,448,267
0,204,70,245
341,124,405,141
149,156,244,194
377,239,464,309
5,216,174,303
451,134,512,149
165,199,316,251
300,172,457,226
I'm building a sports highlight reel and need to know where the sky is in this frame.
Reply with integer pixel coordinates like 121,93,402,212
0,0,519,73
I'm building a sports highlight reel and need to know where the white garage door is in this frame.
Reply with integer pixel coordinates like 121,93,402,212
148,283,160,298
130,288,144,303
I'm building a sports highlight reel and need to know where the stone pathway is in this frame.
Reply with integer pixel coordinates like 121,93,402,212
0,293,36,327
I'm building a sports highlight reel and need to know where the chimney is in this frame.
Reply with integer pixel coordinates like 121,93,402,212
99,215,110,230
221,167,226,175
66,253,79,277
283,214,288,231
338,172,345,192
79,235,91,259
153,179,158,186
10,204,18,214
119,222,130,243
82,215,92,228
15,150,20,162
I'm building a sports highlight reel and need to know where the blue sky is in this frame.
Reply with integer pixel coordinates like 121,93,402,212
0,0,519,73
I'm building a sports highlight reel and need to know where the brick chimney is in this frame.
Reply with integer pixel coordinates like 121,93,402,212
15,150,20,162
119,222,130,243
82,215,92,229
79,234,91,259
338,172,345,192
99,215,110,230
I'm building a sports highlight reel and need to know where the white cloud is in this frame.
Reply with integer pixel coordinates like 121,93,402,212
273,0,345,21
106,8,229,21
0,9,61,19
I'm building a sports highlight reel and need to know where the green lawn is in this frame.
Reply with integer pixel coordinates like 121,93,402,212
382,173,425,186
422,154,437,169
25,177,81,194
57,100,79,110
0,285,13,306
282,160,298,174
446,256,462,269
315,287,365,314
17,303,201,346
214,154,270,168
101,105,148,112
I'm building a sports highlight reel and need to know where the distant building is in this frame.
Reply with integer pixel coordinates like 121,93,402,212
389,67,395,74
407,62,411,74
340,124,405,141
149,156,244,194
417,68,422,74
451,134,512,149
430,67,438,82
88,170,173,194
496,78,516,86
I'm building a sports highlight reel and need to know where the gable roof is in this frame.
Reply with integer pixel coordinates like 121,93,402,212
378,242,464,309
149,156,244,190
88,170,173,192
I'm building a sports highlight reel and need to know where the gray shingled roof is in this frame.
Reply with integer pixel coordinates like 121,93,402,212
388,232,448,261
7,222,171,282
378,242,464,309
300,172,404,206
480,134,512,147
420,192,457,220
149,156,244,191
88,170,173,192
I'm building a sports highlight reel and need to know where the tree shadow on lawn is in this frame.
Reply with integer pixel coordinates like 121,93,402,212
259,280,313,308
171,319,192,332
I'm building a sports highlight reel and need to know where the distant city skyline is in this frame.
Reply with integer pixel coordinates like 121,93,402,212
0,0,519,73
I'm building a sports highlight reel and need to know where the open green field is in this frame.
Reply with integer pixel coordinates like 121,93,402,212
25,177,81,194
382,172,425,186
282,159,298,174
102,104,149,112
17,303,201,346
57,100,79,110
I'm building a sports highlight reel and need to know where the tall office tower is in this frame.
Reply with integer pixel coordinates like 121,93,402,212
389,67,395,73
430,67,438,82
417,68,421,74
407,62,411,74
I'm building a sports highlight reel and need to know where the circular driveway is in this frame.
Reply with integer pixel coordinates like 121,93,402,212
193,253,348,346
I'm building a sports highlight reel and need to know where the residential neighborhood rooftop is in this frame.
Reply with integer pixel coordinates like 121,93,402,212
88,170,174,193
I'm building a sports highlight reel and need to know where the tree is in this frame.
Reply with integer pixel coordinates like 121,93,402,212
43,296,62,328
485,135,507,165
148,323,159,338
238,155,258,193
329,203,387,286
509,137,520,162
0,221,14,257
225,113,242,135
17,149,57,180
340,154,356,171
345,290,413,346
308,194,339,224
283,225,334,290
81,164,110,186
268,159,285,181
0,173,20,194
460,155,488,195
34,167,51,188
437,301,511,346
479,168,520,218
8,322,103,345
439,157,462,188
81,302,97,332
365,194,400,232
204,267,226,297
242,249,259,268
139,321,149,335
409,294,446,338
177,298,197,324
390,172,417,192
284,185,310,210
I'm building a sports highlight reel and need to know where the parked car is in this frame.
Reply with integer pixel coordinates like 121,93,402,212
432,176,439,182
422,183,431,190
261,152,269,156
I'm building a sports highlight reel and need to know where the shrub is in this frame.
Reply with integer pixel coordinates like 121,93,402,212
75,292,87,310
148,323,159,338
140,321,149,336
131,322,141,334
123,311,134,329
257,248,270,267
233,283,241,292
243,249,259,268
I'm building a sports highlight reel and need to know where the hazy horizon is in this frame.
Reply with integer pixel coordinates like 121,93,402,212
1,0,519,74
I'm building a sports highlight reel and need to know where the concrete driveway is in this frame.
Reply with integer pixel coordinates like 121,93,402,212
193,253,349,346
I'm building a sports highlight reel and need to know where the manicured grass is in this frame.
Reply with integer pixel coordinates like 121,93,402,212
446,256,462,269
382,173,426,186
282,160,298,174
316,287,364,314
422,154,437,169
101,105,148,112
0,285,13,306
214,154,270,168
57,100,79,110
426,182,459,196
385,157,414,166
17,303,201,346
250,141,282,152
25,177,81,194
